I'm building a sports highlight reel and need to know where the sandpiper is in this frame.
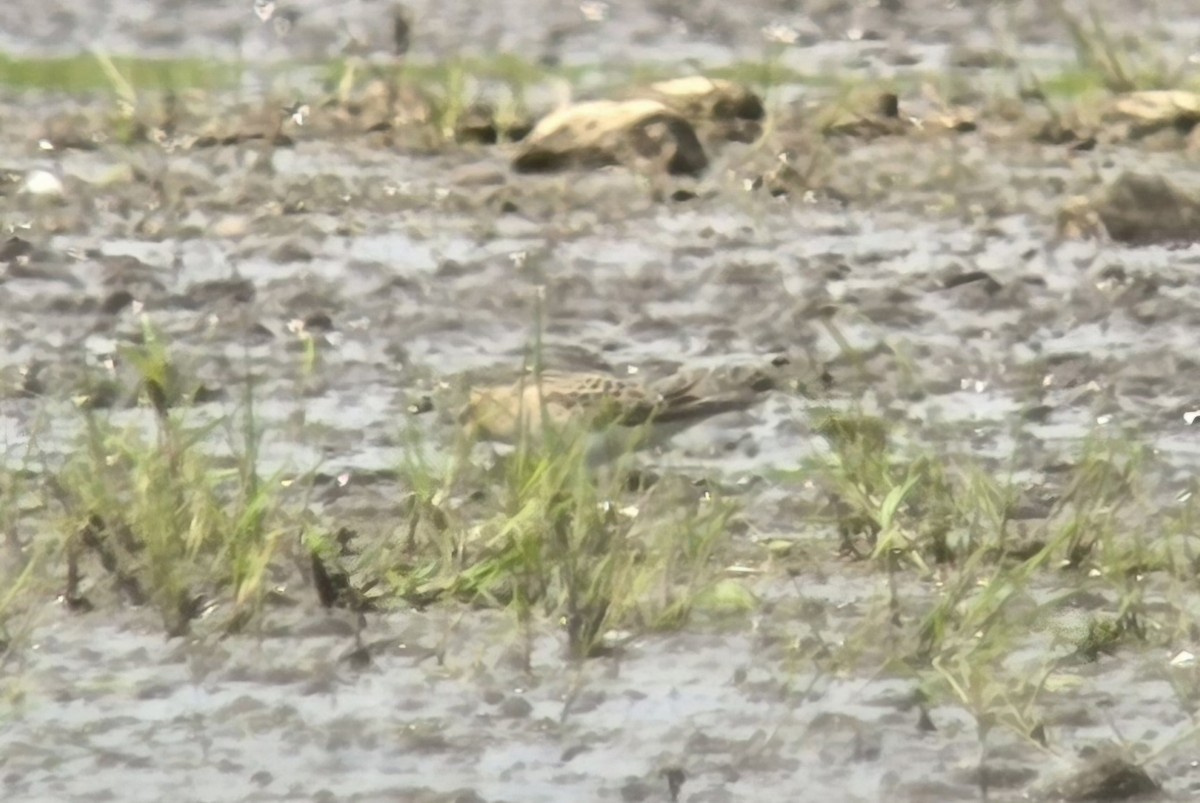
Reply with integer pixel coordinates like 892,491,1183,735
459,365,777,457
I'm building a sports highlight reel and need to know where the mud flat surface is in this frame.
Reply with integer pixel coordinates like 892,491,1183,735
4,0,1200,801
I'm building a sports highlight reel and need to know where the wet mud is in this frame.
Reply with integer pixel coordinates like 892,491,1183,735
4,0,1200,801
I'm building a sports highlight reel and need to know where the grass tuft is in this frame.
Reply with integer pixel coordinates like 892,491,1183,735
52,318,289,636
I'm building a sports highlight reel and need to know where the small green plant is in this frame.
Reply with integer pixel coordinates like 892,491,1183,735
813,411,980,569
54,318,289,636
1073,615,1128,661
1053,1,1190,92
430,60,472,143
460,410,736,659
0,549,41,666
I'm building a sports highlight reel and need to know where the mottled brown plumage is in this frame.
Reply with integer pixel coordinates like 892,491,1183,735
460,369,767,445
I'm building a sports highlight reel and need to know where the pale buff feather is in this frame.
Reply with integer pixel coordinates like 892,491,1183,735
460,368,772,445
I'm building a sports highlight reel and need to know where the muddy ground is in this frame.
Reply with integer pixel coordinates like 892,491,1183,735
4,0,1200,801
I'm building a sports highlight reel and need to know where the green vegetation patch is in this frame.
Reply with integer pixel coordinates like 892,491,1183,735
0,52,245,93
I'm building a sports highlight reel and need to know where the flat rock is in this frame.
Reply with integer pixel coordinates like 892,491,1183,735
1093,172,1200,244
1108,90,1200,136
633,77,765,142
1041,752,1159,801
512,99,708,176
